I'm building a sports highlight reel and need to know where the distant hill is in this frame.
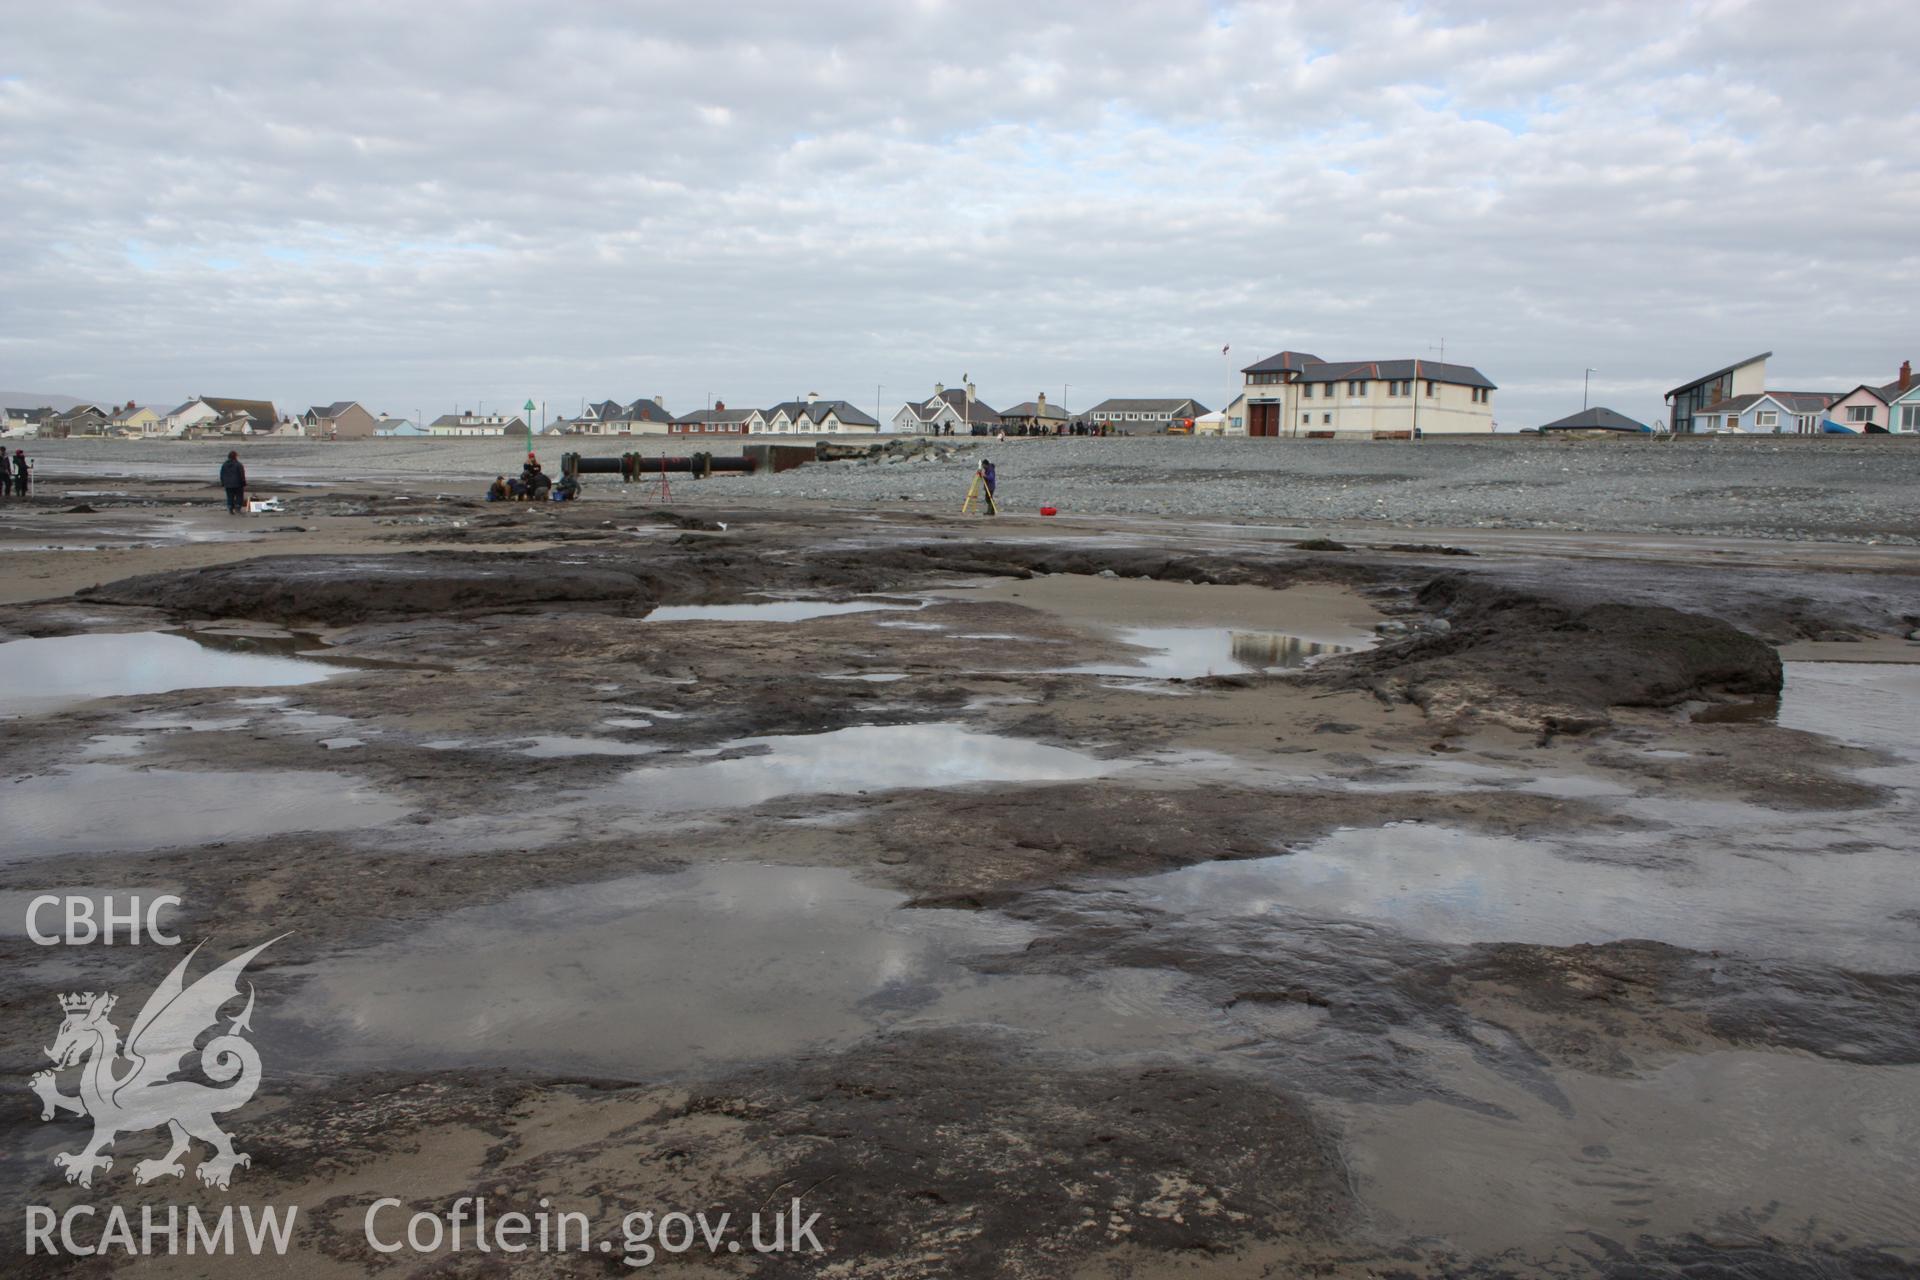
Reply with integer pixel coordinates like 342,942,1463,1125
0,391,101,412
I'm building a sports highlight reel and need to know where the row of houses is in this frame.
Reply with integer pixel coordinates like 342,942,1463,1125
20,346,1906,445
1661,353,1919,436
4,398,283,438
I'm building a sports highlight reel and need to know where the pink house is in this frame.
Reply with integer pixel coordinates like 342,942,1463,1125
1825,362,1914,432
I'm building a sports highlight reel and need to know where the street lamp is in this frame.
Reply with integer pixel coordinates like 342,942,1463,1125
1583,368,1598,411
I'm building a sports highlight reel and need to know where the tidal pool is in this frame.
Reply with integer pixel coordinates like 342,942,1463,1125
1123,806,1920,973
2,764,412,860
1061,626,1354,680
277,863,1195,1077
0,631,338,717
611,723,1114,811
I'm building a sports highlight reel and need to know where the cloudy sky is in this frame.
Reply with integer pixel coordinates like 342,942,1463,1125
4,0,1917,428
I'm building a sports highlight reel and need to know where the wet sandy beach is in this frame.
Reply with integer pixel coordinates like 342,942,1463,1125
2,467,1917,1277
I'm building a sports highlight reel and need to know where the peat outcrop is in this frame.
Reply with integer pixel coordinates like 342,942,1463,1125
79,551,668,625
1320,573,1783,731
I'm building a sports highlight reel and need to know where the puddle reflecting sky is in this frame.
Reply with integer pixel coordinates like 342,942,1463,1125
1,632,337,716
612,723,1114,811
279,863,1197,1078
1060,626,1352,680
1126,816,1920,972
3,764,412,860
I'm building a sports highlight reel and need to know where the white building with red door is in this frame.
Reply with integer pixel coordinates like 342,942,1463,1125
1234,349,1496,437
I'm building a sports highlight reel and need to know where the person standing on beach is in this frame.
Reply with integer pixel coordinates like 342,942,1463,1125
219,450,246,514
10,448,29,498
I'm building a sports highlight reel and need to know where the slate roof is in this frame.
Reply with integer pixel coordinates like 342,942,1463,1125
620,398,673,422
675,408,759,425
1538,407,1649,432
1296,360,1495,389
1240,350,1323,375
1085,398,1210,415
304,401,361,420
109,404,157,423
765,399,879,427
915,388,1001,425
1697,391,1839,417
1000,401,1071,420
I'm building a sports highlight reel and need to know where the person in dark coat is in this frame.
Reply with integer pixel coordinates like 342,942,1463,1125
219,451,246,514
12,448,32,497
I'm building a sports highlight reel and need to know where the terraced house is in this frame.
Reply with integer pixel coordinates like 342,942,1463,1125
1231,350,1495,437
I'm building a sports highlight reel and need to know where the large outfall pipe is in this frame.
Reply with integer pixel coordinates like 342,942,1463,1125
561,451,755,481
560,443,824,482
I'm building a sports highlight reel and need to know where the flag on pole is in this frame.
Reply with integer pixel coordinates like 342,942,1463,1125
1221,344,1230,354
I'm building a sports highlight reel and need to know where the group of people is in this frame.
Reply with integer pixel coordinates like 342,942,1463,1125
1,448,30,497
486,453,577,502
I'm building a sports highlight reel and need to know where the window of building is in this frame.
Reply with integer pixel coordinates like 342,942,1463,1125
1303,384,1314,399
1322,413,1332,423
1846,405,1872,422
1756,410,1778,428
1902,405,1920,431
1347,380,1367,396
1425,381,1436,397
1301,413,1310,424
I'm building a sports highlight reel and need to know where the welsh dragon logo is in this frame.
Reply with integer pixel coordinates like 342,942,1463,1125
30,938,279,1190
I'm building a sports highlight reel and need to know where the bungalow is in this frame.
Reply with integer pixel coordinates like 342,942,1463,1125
998,394,1071,433
672,403,765,435
375,415,427,436
301,401,380,440
893,383,1001,435
763,393,880,434
1690,392,1836,435
428,411,529,437
1083,397,1212,435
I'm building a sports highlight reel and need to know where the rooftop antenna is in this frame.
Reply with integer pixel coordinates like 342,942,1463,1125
1429,338,1446,360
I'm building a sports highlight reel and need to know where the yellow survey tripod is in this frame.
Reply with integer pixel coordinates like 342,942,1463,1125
962,459,998,515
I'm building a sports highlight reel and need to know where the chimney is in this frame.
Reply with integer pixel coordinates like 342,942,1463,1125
654,394,664,407
934,382,944,396
1037,391,1047,411
807,391,819,404
714,399,725,412
1901,360,1913,392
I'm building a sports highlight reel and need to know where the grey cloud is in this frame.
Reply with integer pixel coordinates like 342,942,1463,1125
1,0,1916,427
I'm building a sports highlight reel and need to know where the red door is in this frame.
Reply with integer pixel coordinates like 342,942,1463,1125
1249,402,1277,437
